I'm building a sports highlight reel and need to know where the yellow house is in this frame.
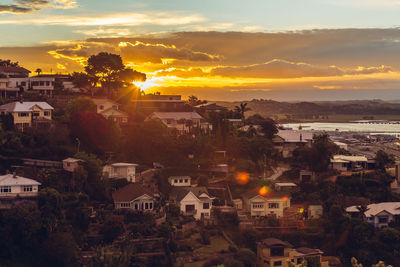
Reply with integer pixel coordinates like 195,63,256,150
0,101,53,131
242,190,291,218
257,238,329,267
92,98,128,124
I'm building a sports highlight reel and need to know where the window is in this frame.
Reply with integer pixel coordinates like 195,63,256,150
203,203,210,209
32,81,39,86
179,179,183,183
270,247,284,257
204,212,209,216
174,179,178,183
39,81,44,86
378,217,388,223
252,202,264,209
134,203,138,210
18,112,29,117
269,203,279,209
99,105,104,110
145,203,149,209
297,258,302,264
21,82,26,86
45,81,50,86
23,185,33,192
184,179,188,183
120,202,130,208
44,111,50,116
32,112,39,117
0,186,11,193
273,261,282,266
149,202,153,209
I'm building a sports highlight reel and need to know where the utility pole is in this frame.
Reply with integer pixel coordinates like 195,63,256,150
76,138,80,153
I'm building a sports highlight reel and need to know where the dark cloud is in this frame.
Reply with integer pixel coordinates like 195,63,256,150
0,5,35,13
15,0,50,7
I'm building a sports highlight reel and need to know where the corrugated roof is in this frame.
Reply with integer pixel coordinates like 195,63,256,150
112,183,154,202
242,189,289,200
150,112,203,120
0,174,41,186
259,238,292,248
110,163,138,167
276,130,314,143
346,202,400,217
0,101,54,112
169,186,212,202
333,155,368,162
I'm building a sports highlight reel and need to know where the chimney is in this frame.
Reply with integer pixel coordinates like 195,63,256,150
13,171,17,178
300,133,303,141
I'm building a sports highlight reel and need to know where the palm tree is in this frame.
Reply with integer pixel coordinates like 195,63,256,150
35,68,42,76
235,102,251,122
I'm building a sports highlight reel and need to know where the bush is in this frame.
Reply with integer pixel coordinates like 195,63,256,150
200,229,211,245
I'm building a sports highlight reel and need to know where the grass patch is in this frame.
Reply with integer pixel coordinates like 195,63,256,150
194,236,230,254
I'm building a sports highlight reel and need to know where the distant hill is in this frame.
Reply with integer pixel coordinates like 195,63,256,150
216,99,400,122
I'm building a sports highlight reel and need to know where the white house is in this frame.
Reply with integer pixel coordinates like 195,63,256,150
30,76,55,95
92,98,128,124
0,101,54,131
346,202,400,228
103,163,138,183
146,112,211,134
112,183,155,211
274,182,298,192
242,190,291,218
0,173,41,199
168,176,191,187
62,158,82,172
330,155,368,172
170,186,215,220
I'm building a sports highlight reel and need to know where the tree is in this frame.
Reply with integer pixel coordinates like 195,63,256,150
0,59,19,67
71,72,96,94
39,232,78,267
85,52,124,96
260,118,278,139
100,215,125,243
375,150,395,170
235,248,256,267
38,188,64,233
35,68,42,76
187,95,203,106
235,102,251,121
64,97,97,119
223,258,245,267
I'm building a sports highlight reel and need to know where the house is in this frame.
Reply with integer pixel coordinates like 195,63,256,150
169,186,215,220
0,101,53,131
0,66,30,98
228,118,244,128
194,102,227,114
30,75,55,95
112,183,155,211
308,205,323,219
103,163,138,183
0,173,41,208
146,112,211,134
257,238,329,267
273,130,314,158
62,158,82,172
299,170,315,182
330,155,368,172
242,190,290,218
131,94,186,113
92,98,128,124
168,176,191,187
346,202,400,228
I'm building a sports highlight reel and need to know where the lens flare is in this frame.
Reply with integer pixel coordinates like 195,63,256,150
299,208,304,213
236,172,250,185
282,196,289,202
259,186,269,196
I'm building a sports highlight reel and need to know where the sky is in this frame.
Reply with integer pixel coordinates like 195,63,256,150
3,0,400,101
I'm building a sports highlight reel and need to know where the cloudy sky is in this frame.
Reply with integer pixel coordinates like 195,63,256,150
2,0,400,101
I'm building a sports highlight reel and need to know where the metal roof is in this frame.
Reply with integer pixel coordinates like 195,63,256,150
0,101,54,112
0,174,41,186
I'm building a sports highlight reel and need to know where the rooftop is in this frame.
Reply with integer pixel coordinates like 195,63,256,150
332,155,368,163
150,112,203,120
112,183,154,202
0,101,54,112
346,202,400,217
110,163,138,167
0,174,41,186
275,130,314,143
259,238,293,248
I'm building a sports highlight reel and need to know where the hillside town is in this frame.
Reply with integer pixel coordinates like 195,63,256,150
0,57,399,267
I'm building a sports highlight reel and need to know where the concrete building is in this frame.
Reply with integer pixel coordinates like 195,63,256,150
0,101,53,131
30,76,55,95
257,238,329,267
131,94,186,113
103,163,138,183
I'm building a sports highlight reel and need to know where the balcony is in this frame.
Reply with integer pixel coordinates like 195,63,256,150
184,209,197,216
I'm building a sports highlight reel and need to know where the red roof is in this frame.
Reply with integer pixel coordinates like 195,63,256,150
112,183,154,202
